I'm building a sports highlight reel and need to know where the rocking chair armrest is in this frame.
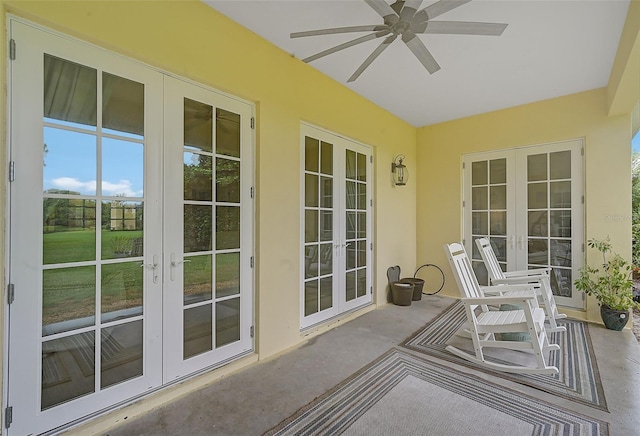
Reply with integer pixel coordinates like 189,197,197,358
461,295,536,306
491,275,547,285
481,284,537,294
502,267,551,278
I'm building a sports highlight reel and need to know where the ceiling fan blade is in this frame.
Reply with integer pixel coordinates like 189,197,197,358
400,0,423,21
348,35,396,82
291,25,387,38
364,0,398,20
416,21,508,36
412,0,472,24
302,30,391,63
402,31,440,74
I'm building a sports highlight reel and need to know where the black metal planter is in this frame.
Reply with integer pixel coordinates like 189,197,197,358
600,305,629,331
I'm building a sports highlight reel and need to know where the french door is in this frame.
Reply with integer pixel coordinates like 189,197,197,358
463,139,584,309
163,78,253,381
301,124,373,329
7,20,253,435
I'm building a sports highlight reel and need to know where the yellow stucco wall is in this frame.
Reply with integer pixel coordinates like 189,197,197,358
0,0,638,433
0,0,417,362
416,88,632,322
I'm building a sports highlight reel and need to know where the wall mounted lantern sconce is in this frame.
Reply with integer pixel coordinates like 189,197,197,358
391,154,408,186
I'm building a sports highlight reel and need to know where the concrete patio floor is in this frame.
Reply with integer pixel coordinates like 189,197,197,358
97,295,640,435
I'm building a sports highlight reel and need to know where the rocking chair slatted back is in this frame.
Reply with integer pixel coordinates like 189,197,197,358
445,242,486,310
447,243,479,296
476,238,505,282
475,237,567,333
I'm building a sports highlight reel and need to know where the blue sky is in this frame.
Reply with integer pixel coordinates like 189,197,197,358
634,131,640,153
44,125,144,197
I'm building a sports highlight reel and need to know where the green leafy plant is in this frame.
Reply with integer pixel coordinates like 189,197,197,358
633,223,640,268
110,235,133,255
574,237,639,311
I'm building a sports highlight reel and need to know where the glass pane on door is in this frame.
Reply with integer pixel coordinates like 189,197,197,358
345,149,368,301
527,151,573,297
41,55,146,410
469,158,508,284
304,137,334,316
182,98,243,359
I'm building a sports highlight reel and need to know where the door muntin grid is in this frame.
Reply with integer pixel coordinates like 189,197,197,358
470,158,508,285
301,127,372,328
304,136,334,316
182,99,243,359
41,54,146,410
345,149,368,301
463,141,583,308
526,150,574,298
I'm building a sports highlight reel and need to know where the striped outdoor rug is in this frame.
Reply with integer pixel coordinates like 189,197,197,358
264,349,608,436
401,300,608,411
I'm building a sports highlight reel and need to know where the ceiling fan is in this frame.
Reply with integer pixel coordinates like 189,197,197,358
291,0,508,82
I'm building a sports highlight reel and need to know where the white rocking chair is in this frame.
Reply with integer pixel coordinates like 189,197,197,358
444,242,560,375
475,237,567,333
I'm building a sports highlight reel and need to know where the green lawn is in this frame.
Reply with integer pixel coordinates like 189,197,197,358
43,229,143,264
42,230,241,327
43,261,144,327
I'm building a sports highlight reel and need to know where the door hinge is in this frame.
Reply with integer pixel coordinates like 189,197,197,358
369,199,373,207
4,406,12,429
250,326,254,338
250,117,255,129
9,39,16,60
581,147,584,156
370,286,373,294
250,256,254,268
9,161,15,182
7,284,14,305
462,200,465,208
370,242,373,250
582,243,585,252
462,238,466,245
370,156,373,163
250,186,254,198
462,162,465,169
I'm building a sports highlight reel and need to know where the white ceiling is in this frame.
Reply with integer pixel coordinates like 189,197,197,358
204,0,630,127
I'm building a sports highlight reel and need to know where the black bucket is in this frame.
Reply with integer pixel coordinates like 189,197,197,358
401,278,425,301
391,282,414,306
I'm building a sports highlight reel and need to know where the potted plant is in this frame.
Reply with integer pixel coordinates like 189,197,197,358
110,235,133,258
574,237,639,330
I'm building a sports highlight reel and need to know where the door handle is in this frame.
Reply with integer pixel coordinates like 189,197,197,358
508,235,514,250
333,241,352,255
518,235,524,250
140,254,159,284
170,253,191,281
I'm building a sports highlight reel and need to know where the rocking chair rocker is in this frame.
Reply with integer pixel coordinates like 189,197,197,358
475,237,567,333
444,242,560,375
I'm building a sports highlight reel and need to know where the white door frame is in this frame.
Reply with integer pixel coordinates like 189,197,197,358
162,76,254,382
6,19,164,435
462,139,585,309
300,123,373,329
